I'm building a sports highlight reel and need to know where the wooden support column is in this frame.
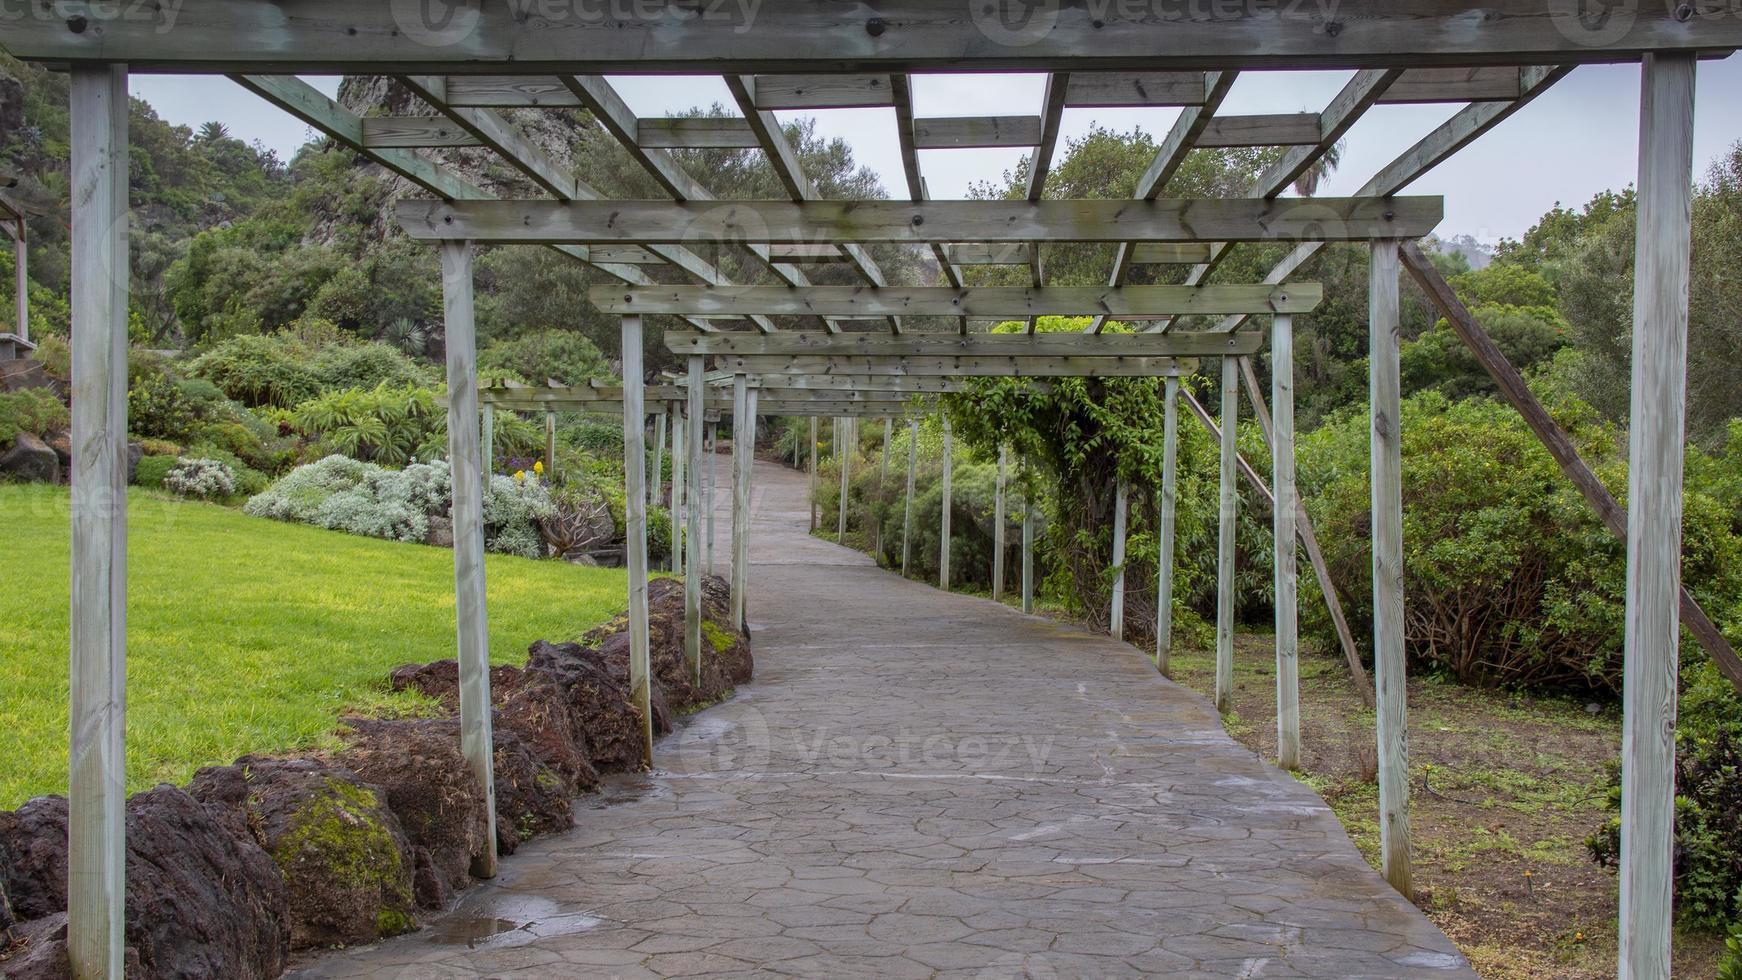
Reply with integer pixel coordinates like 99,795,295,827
902,420,918,576
651,411,665,507
68,63,128,980
481,404,494,475
1021,491,1035,614
706,421,717,573
877,418,892,556
671,401,685,575
837,417,851,542
1620,51,1696,980
940,418,953,591
11,215,26,344
1111,479,1128,640
621,315,654,767
1157,377,1180,676
1370,238,1412,898
808,416,819,531
438,239,498,878
1215,358,1238,714
993,445,1008,601
684,359,704,685
1237,358,1375,707
544,411,556,480
731,375,751,630
1270,326,1301,770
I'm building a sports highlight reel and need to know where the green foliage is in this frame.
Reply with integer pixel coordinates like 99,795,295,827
187,333,321,408
161,456,239,500
477,330,612,387
132,455,178,489
0,388,70,447
309,342,432,392
289,384,446,465
1400,306,1569,401
127,376,201,442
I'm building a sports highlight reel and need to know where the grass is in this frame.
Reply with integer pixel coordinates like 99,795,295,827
1,483,626,808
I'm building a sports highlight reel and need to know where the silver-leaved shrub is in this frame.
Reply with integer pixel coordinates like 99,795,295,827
162,456,238,499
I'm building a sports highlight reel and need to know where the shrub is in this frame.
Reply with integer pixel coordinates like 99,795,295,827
310,342,431,392
133,455,178,489
162,457,238,499
245,455,554,556
0,388,70,447
128,376,201,442
186,334,320,408
477,330,612,387
290,385,446,465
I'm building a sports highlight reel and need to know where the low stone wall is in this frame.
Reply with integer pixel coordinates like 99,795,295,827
0,574,752,978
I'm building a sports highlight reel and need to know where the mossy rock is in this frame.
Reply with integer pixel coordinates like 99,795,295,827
188,757,417,949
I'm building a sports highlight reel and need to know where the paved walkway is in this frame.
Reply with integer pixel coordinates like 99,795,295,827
293,455,1470,979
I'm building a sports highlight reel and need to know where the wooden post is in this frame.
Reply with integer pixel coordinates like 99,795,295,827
1021,492,1035,614
68,63,128,980
1370,238,1412,899
731,375,751,630
11,215,26,344
808,416,819,532
993,445,1008,601
837,417,851,542
1157,377,1180,676
685,359,704,685
706,420,717,573
1235,358,1375,707
621,315,654,768
877,418,892,557
651,411,665,508
671,401,685,575
543,411,556,481
1110,479,1128,640
1215,358,1238,715
902,420,918,576
1270,326,1301,771
940,418,953,591
481,404,494,475
1620,51,1696,980
438,240,498,878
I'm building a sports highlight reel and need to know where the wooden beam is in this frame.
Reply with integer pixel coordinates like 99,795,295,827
767,244,848,263
1196,113,1323,147
993,445,1007,602
913,115,1042,149
1619,52,1696,980
1021,492,1035,615
670,332,1263,358
438,241,498,879
837,417,852,541
671,401,686,573
947,243,1031,266
1370,238,1412,900
587,246,668,265
68,64,128,980
609,283,1321,319
731,375,752,630
736,375,1033,394
1398,242,1742,695
809,416,819,532
1215,357,1238,716
1066,72,1207,107
889,74,965,330
1131,243,1216,265
638,116,761,149
445,76,580,107
360,115,480,148
622,315,655,767
751,74,893,109
397,196,1443,245
18,4,1739,71
715,354,1209,378
1156,378,1179,675
1379,66,1523,103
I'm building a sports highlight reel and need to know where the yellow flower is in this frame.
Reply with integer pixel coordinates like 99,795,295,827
534,460,544,475
514,470,526,482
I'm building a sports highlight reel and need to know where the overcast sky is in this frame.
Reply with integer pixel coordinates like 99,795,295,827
132,54,1742,246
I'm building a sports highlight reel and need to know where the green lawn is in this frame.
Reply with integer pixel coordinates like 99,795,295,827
1,484,626,808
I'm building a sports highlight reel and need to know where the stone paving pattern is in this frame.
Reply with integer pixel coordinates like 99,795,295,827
292,454,1471,979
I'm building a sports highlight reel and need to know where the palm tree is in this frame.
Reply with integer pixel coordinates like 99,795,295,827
196,121,230,144
1292,140,1343,197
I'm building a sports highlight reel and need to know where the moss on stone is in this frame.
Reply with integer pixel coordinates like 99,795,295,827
701,619,737,654
375,907,417,936
273,777,414,934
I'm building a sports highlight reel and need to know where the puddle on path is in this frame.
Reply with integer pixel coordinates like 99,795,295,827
423,894,606,951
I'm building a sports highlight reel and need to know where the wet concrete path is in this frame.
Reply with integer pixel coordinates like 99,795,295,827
292,454,1470,979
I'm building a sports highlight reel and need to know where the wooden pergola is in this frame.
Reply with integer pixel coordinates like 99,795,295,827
12,6,1739,977
0,172,29,350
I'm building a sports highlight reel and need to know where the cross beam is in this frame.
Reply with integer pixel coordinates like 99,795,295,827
397,197,1442,245
667,333,1254,359
595,284,1320,318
